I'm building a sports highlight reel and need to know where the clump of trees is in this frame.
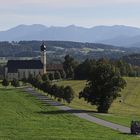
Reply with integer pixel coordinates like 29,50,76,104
79,61,126,113
62,55,140,80
23,74,74,104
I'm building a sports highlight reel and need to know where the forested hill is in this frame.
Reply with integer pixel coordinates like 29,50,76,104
123,54,140,66
0,41,140,61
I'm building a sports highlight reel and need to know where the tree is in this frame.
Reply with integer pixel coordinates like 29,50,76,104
79,63,126,113
64,86,74,104
54,71,61,80
42,74,49,81
2,79,9,87
60,70,66,79
11,79,20,87
50,84,59,98
41,81,51,94
74,59,96,80
48,73,54,81
63,55,78,79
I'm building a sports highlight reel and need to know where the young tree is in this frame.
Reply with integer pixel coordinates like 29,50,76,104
41,81,51,94
60,70,66,79
64,86,74,104
22,78,27,85
54,71,61,80
79,63,126,113
42,74,49,82
11,79,20,87
2,79,9,87
48,73,54,81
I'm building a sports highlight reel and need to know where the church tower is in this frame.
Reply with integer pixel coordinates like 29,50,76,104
40,43,47,74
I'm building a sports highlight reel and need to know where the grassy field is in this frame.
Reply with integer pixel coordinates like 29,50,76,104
56,77,140,127
0,88,138,140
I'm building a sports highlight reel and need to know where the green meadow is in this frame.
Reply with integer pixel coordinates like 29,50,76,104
56,77,140,127
0,88,138,140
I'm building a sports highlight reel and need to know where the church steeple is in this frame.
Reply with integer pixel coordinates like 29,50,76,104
40,43,47,74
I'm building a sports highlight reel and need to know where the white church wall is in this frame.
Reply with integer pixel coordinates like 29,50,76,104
18,69,43,80
7,73,18,81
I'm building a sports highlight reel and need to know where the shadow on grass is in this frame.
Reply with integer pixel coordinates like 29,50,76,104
119,132,134,136
37,109,97,115
24,93,65,106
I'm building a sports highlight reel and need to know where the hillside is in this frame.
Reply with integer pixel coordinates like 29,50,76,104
1,24,140,47
0,88,137,140
1,41,140,62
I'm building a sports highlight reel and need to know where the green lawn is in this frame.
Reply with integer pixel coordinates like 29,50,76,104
55,78,140,127
0,88,138,140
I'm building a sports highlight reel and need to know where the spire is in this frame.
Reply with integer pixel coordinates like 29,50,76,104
40,42,46,51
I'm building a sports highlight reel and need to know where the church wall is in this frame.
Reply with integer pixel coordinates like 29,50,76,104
7,73,18,81
18,69,43,80
6,69,43,81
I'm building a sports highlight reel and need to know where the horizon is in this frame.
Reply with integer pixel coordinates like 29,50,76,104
1,24,140,32
0,0,140,30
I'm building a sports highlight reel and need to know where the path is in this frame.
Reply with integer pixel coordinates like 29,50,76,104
25,87,130,134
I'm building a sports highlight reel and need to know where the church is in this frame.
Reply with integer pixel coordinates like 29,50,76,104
5,43,62,80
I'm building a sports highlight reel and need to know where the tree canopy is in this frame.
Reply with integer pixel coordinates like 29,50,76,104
79,62,126,113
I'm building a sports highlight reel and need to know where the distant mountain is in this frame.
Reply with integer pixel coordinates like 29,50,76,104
0,24,140,47
99,34,140,47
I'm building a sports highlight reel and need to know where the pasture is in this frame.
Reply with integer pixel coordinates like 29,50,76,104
0,87,138,139
56,77,140,127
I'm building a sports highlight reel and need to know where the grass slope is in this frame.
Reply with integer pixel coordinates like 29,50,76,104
0,88,138,140
56,78,140,127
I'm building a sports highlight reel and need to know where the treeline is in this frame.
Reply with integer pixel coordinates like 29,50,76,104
0,41,139,60
123,53,140,67
63,55,140,80
24,75,74,104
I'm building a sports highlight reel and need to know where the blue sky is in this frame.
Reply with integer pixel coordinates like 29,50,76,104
0,0,140,30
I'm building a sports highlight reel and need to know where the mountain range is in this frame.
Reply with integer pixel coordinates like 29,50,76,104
1,24,140,47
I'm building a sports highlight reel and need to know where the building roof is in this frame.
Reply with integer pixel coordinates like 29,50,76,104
47,64,63,71
7,60,43,73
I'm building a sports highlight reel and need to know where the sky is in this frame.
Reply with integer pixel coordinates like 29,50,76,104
0,0,140,30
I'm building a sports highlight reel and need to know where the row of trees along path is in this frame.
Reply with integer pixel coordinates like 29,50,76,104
26,75,74,104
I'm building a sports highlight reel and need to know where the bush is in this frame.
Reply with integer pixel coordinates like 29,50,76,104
11,79,20,87
2,79,9,87
64,86,74,104
48,73,54,81
54,71,61,80
42,74,49,81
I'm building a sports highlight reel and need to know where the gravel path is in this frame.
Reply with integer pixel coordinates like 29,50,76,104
25,87,130,134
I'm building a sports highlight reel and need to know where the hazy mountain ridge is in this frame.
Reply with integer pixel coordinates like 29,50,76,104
0,24,140,47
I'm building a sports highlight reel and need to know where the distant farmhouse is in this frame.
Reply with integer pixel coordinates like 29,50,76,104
5,43,63,80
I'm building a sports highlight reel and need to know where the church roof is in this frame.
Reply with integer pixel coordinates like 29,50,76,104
7,60,43,73
47,64,63,71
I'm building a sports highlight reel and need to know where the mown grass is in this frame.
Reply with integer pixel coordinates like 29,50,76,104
0,88,138,140
56,77,140,127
